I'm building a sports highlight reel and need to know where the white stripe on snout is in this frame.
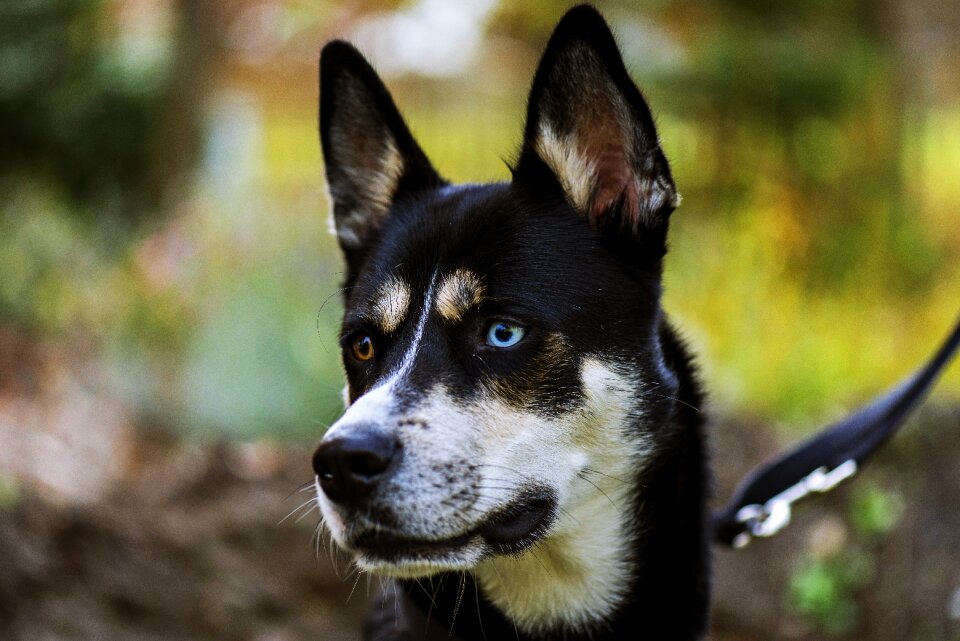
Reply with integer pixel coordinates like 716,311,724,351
325,273,438,439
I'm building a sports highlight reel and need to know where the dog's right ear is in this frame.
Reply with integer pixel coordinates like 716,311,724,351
320,42,443,273
513,6,678,262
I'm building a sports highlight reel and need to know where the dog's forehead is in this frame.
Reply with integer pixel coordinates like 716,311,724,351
348,184,615,317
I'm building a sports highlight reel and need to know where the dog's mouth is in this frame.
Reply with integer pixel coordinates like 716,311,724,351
479,493,555,551
349,490,556,569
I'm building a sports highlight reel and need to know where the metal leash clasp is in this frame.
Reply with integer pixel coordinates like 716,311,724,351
732,459,858,549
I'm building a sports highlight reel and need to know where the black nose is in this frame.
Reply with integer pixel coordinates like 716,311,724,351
312,429,399,505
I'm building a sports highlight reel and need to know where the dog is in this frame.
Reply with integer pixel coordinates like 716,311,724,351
314,5,712,640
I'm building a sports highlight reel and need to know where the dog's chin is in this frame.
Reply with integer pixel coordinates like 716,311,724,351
354,547,484,579
341,492,557,579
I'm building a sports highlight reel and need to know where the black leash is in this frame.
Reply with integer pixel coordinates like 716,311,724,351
714,314,960,548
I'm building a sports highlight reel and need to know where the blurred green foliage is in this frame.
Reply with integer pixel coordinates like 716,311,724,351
788,548,876,636
786,480,905,635
0,181,180,342
850,483,905,537
175,217,347,439
0,0,176,226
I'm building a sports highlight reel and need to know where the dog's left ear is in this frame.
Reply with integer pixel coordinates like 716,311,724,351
515,5,678,255
320,41,444,273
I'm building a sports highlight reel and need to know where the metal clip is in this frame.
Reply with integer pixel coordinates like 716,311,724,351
732,459,858,549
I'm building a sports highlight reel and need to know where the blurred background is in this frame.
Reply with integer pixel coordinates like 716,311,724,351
0,0,958,639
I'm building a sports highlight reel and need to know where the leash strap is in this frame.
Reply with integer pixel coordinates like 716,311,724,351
714,314,960,548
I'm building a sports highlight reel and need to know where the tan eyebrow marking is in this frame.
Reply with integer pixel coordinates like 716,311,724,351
371,275,412,333
436,269,485,322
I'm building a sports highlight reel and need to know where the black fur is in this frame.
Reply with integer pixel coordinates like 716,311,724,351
319,5,711,640
320,40,445,278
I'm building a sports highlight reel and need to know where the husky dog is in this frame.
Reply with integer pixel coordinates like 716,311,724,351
314,5,710,639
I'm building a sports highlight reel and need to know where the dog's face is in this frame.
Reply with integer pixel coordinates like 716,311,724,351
314,7,680,593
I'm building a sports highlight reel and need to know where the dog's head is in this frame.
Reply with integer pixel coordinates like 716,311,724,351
314,6,681,584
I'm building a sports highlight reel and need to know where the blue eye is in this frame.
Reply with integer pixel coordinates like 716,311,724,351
485,321,526,348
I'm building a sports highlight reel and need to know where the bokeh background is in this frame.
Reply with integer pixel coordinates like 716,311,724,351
1,0,959,639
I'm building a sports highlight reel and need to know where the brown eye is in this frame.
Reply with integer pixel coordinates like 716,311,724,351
351,335,375,361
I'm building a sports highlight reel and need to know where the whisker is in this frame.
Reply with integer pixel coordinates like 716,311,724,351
346,569,364,604
329,533,341,577
318,285,352,315
283,479,317,501
473,573,487,641
279,496,318,525
393,577,400,626
643,382,703,414
312,520,324,553
576,471,618,509
472,463,523,474
414,577,437,611
468,485,526,493
555,504,581,526
294,502,320,524
450,573,467,636
425,575,438,634
581,467,629,485
527,545,550,575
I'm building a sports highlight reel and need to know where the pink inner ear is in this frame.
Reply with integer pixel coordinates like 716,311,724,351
586,134,639,226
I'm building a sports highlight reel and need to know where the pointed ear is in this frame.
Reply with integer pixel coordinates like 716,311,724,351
320,42,443,270
514,6,678,253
